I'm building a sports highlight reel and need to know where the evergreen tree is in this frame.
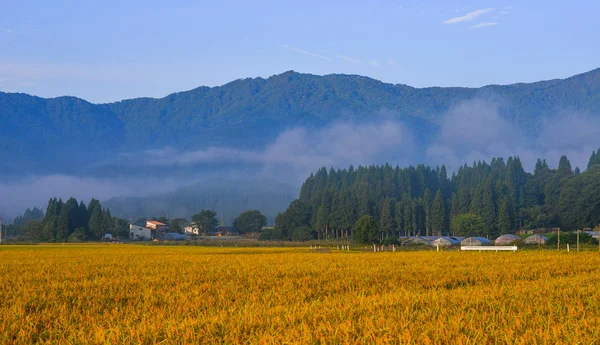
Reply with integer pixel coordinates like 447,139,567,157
88,204,105,240
379,197,394,239
354,215,378,244
394,201,403,237
431,190,445,236
557,155,572,176
422,189,432,236
480,181,497,237
497,198,511,235
403,196,413,237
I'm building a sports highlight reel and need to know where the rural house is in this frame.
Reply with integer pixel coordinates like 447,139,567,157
130,220,167,240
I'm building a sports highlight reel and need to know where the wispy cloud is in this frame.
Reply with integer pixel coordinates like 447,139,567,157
471,22,498,29
0,27,29,36
368,59,380,67
282,45,331,60
336,55,360,63
499,11,509,14
444,8,494,24
387,58,398,67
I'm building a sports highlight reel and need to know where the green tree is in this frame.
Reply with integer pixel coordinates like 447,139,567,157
353,215,378,244
431,190,445,236
451,214,485,237
67,227,87,242
168,218,188,234
423,188,432,236
291,226,314,241
191,210,218,236
497,198,511,235
233,210,267,234
379,197,394,239
87,204,105,240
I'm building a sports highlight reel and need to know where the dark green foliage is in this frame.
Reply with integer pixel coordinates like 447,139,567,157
67,228,87,243
191,210,218,235
233,210,267,234
87,204,105,240
168,218,188,234
278,150,600,241
354,215,378,244
291,226,315,241
451,214,485,237
556,167,600,230
546,232,598,246
379,198,394,239
431,190,445,236
587,149,600,169
18,197,127,241
272,200,312,240
12,207,44,229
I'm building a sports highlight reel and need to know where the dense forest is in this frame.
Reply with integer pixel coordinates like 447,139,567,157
9,198,130,242
268,150,600,241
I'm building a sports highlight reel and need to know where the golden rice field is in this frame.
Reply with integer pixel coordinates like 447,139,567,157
1,245,600,344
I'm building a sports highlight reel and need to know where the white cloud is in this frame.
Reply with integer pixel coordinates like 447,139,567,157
444,8,494,24
282,45,331,60
336,55,361,63
472,22,498,29
0,27,28,36
427,99,600,172
500,11,509,14
125,120,413,180
387,58,398,67
368,59,380,67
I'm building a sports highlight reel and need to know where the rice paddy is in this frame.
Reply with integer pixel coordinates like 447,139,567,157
1,244,599,344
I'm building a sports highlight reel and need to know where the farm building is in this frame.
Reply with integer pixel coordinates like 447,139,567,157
495,234,523,246
524,235,548,245
183,223,199,235
130,220,168,240
401,237,433,246
431,237,461,247
461,237,492,246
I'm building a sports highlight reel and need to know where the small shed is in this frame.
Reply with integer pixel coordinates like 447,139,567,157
495,234,523,246
524,235,548,245
461,237,492,246
431,237,461,247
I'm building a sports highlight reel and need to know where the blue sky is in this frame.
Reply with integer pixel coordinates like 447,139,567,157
0,0,598,103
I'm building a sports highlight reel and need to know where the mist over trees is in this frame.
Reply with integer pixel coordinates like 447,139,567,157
267,151,600,241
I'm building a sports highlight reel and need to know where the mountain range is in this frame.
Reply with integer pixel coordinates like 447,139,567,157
3,68,600,176
2,68,600,221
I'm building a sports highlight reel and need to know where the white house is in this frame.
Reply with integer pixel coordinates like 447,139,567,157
130,220,167,240
183,223,200,235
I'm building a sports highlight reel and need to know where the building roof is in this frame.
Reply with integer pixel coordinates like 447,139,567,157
146,221,166,226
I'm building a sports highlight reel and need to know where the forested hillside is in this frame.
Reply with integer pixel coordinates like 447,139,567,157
2,68,600,175
270,150,600,240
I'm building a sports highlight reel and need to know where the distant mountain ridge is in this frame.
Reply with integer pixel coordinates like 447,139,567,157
2,68,600,176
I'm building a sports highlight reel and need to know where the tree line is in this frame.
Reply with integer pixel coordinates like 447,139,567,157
12,198,130,242
269,150,600,241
